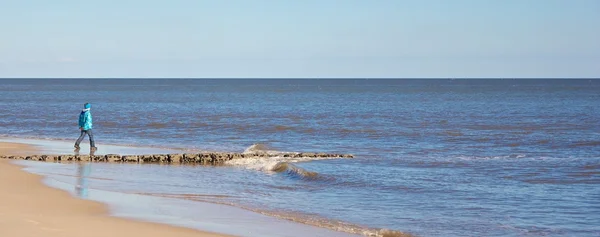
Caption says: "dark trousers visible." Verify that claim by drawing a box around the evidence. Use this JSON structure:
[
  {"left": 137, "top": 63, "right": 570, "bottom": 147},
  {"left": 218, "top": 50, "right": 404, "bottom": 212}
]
[{"left": 75, "top": 129, "right": 95, "bottom": 148}]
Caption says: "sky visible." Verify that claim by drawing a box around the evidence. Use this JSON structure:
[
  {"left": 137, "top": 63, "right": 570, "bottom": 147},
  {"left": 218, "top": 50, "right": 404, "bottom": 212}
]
[{"left": 0, "top": 0, "right": 598, "bottom": 78}]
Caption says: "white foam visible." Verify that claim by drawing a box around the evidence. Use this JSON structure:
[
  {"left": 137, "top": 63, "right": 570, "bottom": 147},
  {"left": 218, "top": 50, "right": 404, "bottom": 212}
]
[
  {"left": 226, "top": 155, "right": 341, "bottom": 173},
  {"left": 242, "top": 143, "right": 290, "bottom": 155},
  {"left": 232, "top": 144, "right": 341, "bottom": 172}
]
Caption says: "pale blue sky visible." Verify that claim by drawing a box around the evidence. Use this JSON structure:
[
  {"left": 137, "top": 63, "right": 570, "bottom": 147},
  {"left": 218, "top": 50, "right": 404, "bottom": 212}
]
[{"left": 0, "top": 0, "right": 598, "bottom": 78}]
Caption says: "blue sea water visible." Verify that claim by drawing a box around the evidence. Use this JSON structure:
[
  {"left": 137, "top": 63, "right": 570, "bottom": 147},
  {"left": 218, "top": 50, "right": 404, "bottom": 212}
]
[{"left": 1, "top": 79, "right": 599, "bottom": 237}]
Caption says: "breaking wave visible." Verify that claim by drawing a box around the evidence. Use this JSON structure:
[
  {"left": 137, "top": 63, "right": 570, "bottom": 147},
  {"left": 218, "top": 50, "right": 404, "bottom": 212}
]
[
  {"left": 229, "top": 144, "right": 346, "bottom": 181},
  {"left": 270, "top": 162, "right": 321, "bottom": 180},
  {"left": 226, "top": 157, "right": 326, "bottom": 181},
  {"left": 243, "top": 143, "right": 278, "bottom": 154}
]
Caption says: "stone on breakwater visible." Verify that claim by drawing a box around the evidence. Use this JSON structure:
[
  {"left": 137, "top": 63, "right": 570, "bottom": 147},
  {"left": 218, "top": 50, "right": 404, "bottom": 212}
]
[
  {"left": 56, "top": 155, "right": 75, "bottom": 161},
  {"left": 93, "top": 155, "right": 107, "bottom": 162},
  {"left": 77, "top": 155, "right": 91, "bottom": 162},
  {"left": 182, "top": 153, "right": 198, "bottom": 163},
  {"left": 139, "top": 155, "right": 151, "bottom": 163},
  {"left": 153, "top": 154, "right": 166, "bottom": 163},
  {"left": 103, "top": 154, "right": 119, "bottom": 162},
  {"left": 122, "top": 155, "right": 138, "bottom": 163},
  {"left": 168, "top": 154, "right": 182, "bottom": 163}
]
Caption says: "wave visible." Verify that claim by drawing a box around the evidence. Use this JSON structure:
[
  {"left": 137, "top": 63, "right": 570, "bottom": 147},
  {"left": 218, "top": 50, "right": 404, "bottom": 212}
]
[
  {"left": 273, "top": 125, "right": 295, "bottom": 132},
  {"left": 147, "top": 122, "right": 168, "bottom": 129},
  {"left": 156, "top": 192, "right": 414, "bottom": 237},
  {"left": 248, "top": 209, "right": 413, "bottom": 237},
  {"left": 456, "top": 154, "right": 528, "bottom": 160},
  {"left": 229, "top": 144, "right": 348, "bottom": 181},
  {"left": 243, "top": 143, "right": 276, "bottom": 154},
  {"left": 270, "top": 162, "right": 321, "bottom": 180},
  {"left": 226, "top": 157, "right": 327, "bottom": 181},
  {"left": 570, "top": 141, "right": 600, "bottom": 147},
  {"left": 242, "top": 143, "right": 299, "bottom": 158}
]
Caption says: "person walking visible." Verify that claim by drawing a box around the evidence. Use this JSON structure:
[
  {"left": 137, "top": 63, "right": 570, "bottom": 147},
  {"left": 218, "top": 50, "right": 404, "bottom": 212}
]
[{"left": 74, "top": 103, "right": 97, "bottom": 153}]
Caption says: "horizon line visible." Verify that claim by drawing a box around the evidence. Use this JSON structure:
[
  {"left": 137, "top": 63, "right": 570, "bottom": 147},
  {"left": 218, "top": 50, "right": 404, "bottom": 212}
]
[{"left": 1, "top": 77, "right": 599, "bottom": 80}]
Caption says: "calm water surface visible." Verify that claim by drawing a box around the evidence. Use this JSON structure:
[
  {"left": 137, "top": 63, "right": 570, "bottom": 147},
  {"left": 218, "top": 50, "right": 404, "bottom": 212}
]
[{"left": 1, "top": 79, "right": 599, "bottom": 237}]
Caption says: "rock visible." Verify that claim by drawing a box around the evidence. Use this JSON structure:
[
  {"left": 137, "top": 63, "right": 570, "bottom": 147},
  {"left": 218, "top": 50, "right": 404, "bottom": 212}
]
[
  {"left": 106, "top": 154, "right": 122, "bottom": 162},
  {"left": 215, "top": 153, "right": 230, "bottom": 163},
  {"left": 195, "top": 153, "right": 206, "bottom": 164},
  {"left": 200, "top": 155, "right": 211, "bottom": 164},
  {"left": 94, "top": 155, "right": 108, "bottom": 162},
  {"left": 75, "top": 155, "right": 86, "bottom": 161},
  {"left": 138, "top": 155, "right": 152, "bottom": 163},
  {"left": 167, "top": 154, "right": 182, "bottom": 163},
  {"left": 151, "top": 154, "right": 162, "bottom": 163},
  {"left": 123, "top": 155, "right": 139, "bottom": 163},
  {"left": 153, "top": 155, "right": 165, "bottom": 163},
  {"left": 182, "top": 153, "right": 197, "bottom": 163}
]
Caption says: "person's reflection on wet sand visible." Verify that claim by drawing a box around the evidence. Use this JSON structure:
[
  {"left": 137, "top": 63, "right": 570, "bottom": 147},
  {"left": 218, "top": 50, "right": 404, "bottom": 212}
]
[{"left": 75, "top": 162, "right": 91, "bottom": 198}]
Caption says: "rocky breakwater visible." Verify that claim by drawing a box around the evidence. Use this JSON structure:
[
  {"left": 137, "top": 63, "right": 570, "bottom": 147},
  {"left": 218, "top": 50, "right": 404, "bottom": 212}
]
[{"left": 0, "top": 152, "right": 354, "bottom": 165}]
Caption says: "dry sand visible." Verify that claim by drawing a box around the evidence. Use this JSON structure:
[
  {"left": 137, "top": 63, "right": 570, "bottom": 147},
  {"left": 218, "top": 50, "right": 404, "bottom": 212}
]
[{"left": 0, "top": 142, "right": 232, "bottom": 237}]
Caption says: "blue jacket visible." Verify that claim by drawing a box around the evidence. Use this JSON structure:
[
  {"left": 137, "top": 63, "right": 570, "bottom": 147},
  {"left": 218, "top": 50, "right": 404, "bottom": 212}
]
[{"left": 78, "top": 109, "right": 93, "bottom": 130}]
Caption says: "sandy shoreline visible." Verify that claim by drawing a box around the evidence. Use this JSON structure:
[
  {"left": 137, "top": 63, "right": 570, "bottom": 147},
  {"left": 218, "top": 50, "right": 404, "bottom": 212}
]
[
  {"left": 0, "top": 142, "right": 41, "bottom": 156},
  {"left": 0, "top": 142, "right": 231, "bottom": 237}
]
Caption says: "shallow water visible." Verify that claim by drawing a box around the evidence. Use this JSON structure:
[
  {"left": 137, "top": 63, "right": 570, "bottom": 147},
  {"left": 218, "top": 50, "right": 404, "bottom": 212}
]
[
  {"left": 17, "top": 160, "right": 357, "bottom": 237},
  {"left": 1, "top": 79, "right": 600, "bottom": 237}
]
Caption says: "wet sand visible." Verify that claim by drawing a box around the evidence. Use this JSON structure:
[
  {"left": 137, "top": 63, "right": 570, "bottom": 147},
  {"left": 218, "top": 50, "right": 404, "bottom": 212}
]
[
  {"left": 0, "top": 142, "right": 41, "bottom": 156},
  {"left": 0, "top": 142, "right": 231, "bottom": 237}
]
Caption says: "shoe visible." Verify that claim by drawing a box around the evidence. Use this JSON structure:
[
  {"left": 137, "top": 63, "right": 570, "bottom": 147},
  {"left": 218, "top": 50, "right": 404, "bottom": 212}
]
[
  {"left": 90, "top": 147, "right": 98, "bottom": 152},
  {"left": 74, "top": 145, "right": 80, "bottom": 152}
]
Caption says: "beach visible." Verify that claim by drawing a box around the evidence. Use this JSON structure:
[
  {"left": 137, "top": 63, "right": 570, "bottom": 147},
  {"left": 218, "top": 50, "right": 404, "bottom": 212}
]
[{"left": 0, "top": 142, "right": 230, "bottom": 237}]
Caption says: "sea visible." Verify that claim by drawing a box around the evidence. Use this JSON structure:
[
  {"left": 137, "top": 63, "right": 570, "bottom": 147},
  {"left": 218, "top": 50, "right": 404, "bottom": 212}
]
[{"left": 0, "top": 79, "right": 599, "bottom": 237}]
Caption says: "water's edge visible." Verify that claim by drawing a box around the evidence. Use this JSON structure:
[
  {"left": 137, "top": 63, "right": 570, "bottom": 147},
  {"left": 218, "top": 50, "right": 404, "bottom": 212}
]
[{"left": 15, "top": 159, "right": 364, "bottom": 237}]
